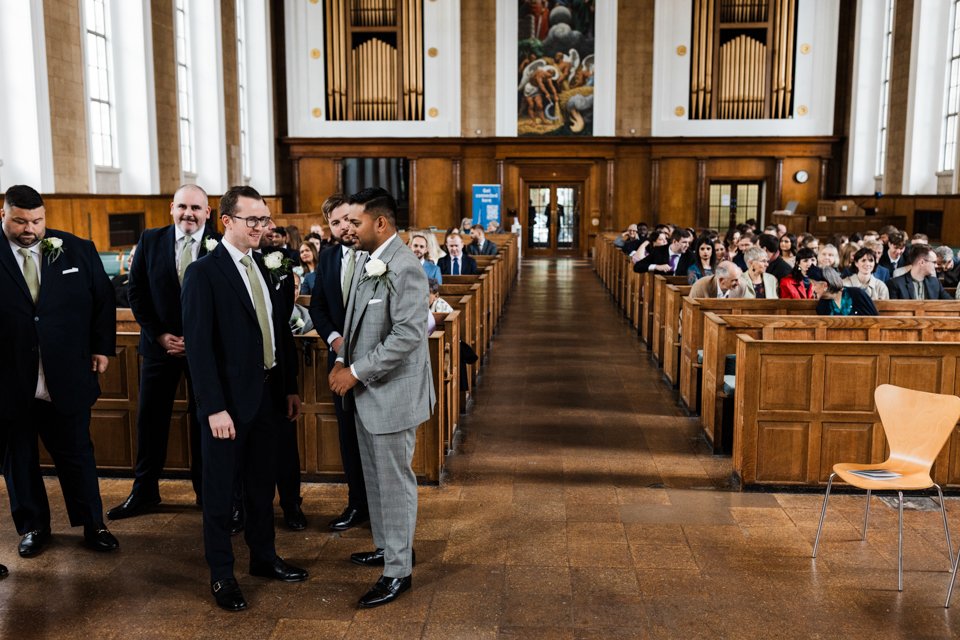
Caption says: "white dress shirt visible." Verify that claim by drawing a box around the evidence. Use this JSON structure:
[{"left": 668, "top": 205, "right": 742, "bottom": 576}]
[
  {"left": 10, "top": 240, "right": 51, "bottom": 401},
  {"left": 222, "top": 238, "right": 277, "bottom": 368}
]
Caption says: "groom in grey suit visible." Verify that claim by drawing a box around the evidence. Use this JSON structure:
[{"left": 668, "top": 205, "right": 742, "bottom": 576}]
[{"left": 329, "top": 187, "right": 435, "bottom": 608}]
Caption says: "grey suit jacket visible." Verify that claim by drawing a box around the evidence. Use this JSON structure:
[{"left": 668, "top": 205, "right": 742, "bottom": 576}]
[{"left": 341, "top": 235, "right": 436, "bottom": 434}]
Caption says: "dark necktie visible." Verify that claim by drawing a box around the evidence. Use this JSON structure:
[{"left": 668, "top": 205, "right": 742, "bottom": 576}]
[
  {"left": 668, "top": 254, "right": 678, "bottom": 271},
  {"left": 453, "top": 257, "right": 460, "bottom": 275}
]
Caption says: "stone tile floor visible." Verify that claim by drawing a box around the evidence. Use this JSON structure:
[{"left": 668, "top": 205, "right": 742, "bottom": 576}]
[{"left": 1, "top": 259, "right": 959, "bottom": 638}]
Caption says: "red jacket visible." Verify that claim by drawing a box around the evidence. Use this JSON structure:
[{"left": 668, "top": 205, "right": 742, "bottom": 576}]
[{"left": 779, "top": 276, "right": 814, "bottom": 299}]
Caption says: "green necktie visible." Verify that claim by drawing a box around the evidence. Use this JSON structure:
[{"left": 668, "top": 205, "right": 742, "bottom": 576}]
[
  {"left": 342, "top": 248, "right": 356, "bottom": 305},
  {"left": 178, "top": 236, "right": 195, "bottom": 283},
  {"left": 239, "top": 255, "right": 274, "bottom": 369},
  {"left": 19, "top": 248, "right": 39, "bottom": 303}
]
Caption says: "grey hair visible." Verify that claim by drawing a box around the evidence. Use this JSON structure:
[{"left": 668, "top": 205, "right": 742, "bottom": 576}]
[
  {"left": 820, "top": 266, "right": 844, "bottom": 293},
  {"left": 934, "top": 245, "right": 955, "bottom": 263},
  {"left": 743, "top": 246, "right": 767, "bottom": 266}
]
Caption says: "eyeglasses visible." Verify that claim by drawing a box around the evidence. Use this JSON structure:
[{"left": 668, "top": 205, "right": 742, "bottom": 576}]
[{"left": 227, "top": 215, "right": 272, "bottom": 228}]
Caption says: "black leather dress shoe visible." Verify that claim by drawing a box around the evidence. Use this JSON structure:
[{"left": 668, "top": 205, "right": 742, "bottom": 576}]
[
  {"left": 249, "top": 556, "right": 308, "bottom": 582},
  {"left": 0, "top": 564, "right": 8, "bottom": 578},
  {"left": 211, "top": 578, "right": 247, "bottom": 611},
  {"left": 83, "top": 525, "right": 119, "bottom": 552},
  {"left": 329, "top": 507, "right": 368, "bottom": 532},
  {"left": 358, "top": 575, "right": 412, "bottom": 608},
  {"left": 230, "top": 505, "right": 245, "bottom": 535},
  {"left": 106, "top": 492, "right": 161, "bottom": 520},
  {"left": 350, "top": 548, "right": 415, "bottom": 567},
  {"left": 282, "top": 504, "right": 308, "bottom": 531},
  {"left": 18, "top": 529, "right": 51, "bottom": 558}
]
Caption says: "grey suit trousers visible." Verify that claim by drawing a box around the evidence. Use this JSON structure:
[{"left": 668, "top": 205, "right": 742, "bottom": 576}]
[{"left": 355, "top": 412, "right": 417, "bottom": 578}]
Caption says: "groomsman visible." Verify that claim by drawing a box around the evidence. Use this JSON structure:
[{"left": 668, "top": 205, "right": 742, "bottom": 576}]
[
  {"left": 107, "top": 184, "right": 219, "bottom": 519},
  {"left": 329, "top": 188, "right": 435, "bottom": 608},
  {"left": 0, "top": 185, "right": 118, "bottom": 557},
  {"left": 308, "top": 194, "right": 369, "bottom": 532},
  {"left": 182, "top": 185, "right": 307, "bottom": 611}
]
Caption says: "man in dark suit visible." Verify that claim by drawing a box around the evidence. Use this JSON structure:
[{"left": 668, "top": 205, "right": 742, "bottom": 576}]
[
  {"left": 888, "top": 243, "right": 953, "bottom": 300},
  {"left": 633, "top": 228, "right": 694, "bottom": 275},
  {"left": 758, "top": 233, "right": 792, "bottom": 281},
  {"left": 182, "top": 185, "right": 307, "bottom": 611},
  {"left": 438, "top": 233, "right": 478, "bottom": 275},
  {"left": 0, "top": 184, "right": 119, "bottom": 558},
  {"left": 879, "top": 230, "right": 906, "bottom": 273},
  {"left": 466, "top": 226, "right": 499, "bottom": 256},
  {"left": 107, "top": 184, "right": 219, "bottom": 520},
  {"left": 307, "top": 194, "right": 369, "bottom": 532}
]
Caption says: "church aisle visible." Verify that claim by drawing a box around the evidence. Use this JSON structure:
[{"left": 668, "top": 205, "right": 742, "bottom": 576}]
[{"left": 1, "top": 258, "right": 959, "bottom": 638}]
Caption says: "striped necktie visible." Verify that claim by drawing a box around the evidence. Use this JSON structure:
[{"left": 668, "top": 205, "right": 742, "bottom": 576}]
[{"left": 239, "top": 255, "right": 274, "bottom": 369}]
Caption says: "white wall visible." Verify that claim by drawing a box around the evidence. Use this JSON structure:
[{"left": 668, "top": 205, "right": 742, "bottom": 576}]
[
  {"left": 0, "top": 0, "right": 54, "bottom": 191},
  {"left": 285, "top": 0, "right": 461, "bottom": 137},
  {"left": 187, "top": 0, "right": 228, "bottom": 192},
  {"left": 651, "top": 0, "right": 840, "bottom": 137}
]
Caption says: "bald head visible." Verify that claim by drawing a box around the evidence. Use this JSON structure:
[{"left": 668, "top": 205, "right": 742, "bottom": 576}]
[{"left": 170, "top": 183, "right": 210, "bottom": 234}]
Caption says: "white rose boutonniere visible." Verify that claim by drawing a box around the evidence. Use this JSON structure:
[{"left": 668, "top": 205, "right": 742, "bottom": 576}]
[
  {"left": 204, "top": 237, "right": 219, "bottom": 252},
  {"left": 40, "top": 237, "right": 64, "bottom": 264},
  {"left": 361, "top": 257, "right": 395, "bottom": 293},
  {"left": 263, "top": 250, "right": 293, "bottom": 285}
]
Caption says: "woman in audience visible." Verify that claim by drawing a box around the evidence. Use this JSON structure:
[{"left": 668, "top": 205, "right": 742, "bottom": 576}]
[
  {"left": 713, "top": 239, "right": 727, "bottom": 262},
  {"left": 778, "top": 247, "right": 817, "bottom": 299},
  {"left": 286, "top": 225, "right": 304, "bottom": 256},
  {"left": 631, "top": 229, "right": 668, "bottom": 263},
  {"left": 724, "top": 228, "right": 740, "bottom": 261},
  {"left": 304, "top": 231, "right": 326, "bottom": 254},
  {"left": 428, "top": 279, "right": 454, "bottom": 313},
  {"left": 838, "top": 242, "right": 858, "bottom": 275},
  {"left": 686, "top": 235, "right": 717, "bottom": 284},
  {"left": 778, "top": 233, "right": 797, "bottom": 267},
  {"left": 811, "top": 266, "right": 878, "bottom": 316},
  {"left": 739, "top": 246, "right": 778, "bottom": 298},
  {"left": 841, "top": 247, "right": 890, "bottom": 300},
  {"left": 817, "top": 243, "right": 839, "bottom": 269},
  {"left": 298, "top": 241, "right": 319, "bottom": 295}
]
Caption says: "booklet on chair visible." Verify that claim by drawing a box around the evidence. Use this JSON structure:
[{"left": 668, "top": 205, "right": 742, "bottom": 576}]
[{"left": 848, "top": 469, "right": 902, "bottom": 480}]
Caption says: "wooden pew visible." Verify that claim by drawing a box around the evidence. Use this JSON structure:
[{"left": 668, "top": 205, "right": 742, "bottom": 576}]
[
  {"left": 702, "top": 314, "right": 960, "bottom": 454},
  {"left": 678, "top": 298, "right": 960, "bottom": 417},
  {"left": 661, "top": 284, "right": 693, "bottom": 386},
  {"left": 732, "top": 336, "right": 960, "bottom": 489},
  {"left": 68, "top": 330, "right": 450, "bottom": 483},
  {"left": 434, "top": 310, "right": 461, "bottom": 451},
  {"left": 439, "top": 287, "right": 481, "bottom": 385},
  {"left": 651, "top": 275, "right": 688, "bottom": 362},
  {"left": 440, "top": 279, "right": 485, "bottom": 364}
]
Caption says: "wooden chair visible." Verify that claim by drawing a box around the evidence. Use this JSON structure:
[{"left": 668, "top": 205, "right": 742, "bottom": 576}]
[{"left": 812, "top": 384, "right": 960, "bottom": 592}]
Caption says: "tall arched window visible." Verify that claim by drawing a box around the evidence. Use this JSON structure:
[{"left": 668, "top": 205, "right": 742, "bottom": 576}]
[
  {"left": 941, "top": 0, "right": 960, "bottom": 173},
  {"left": 876, "top": 0, "right": 894, "bottom": 179},
  {"left": 84, "top": 0, "right": 117, "bottom": 168},
  {"left": 175, "top": 0, "right": 195, "bottom": 176}
]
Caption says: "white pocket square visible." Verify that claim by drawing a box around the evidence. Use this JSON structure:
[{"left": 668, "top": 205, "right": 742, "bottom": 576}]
[
  {"left": 368, "top": 298, "right": 382, "bottom": 305},
  {"left": 62, "top": 267, "right": 79, "bottom": 274}
]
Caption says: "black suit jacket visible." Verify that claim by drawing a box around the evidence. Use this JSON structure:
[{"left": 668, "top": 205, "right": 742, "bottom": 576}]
[
  {"left": 308, "top": 244, "right": 348, "bottom": 348},
  {"left": 466, "top": 239, "right": 499, "bottom": 256},
  {"left": 887, "top": 273, "right": 953, "bottom": 300},
  {"left": 633, "top": 245, "right": 690, "bottom": 275},
  {"left": 181, "top": 243, "right": 298, "bottom": 424},
  {"left": 128, "top": 224, "right": 220, "bottom": 360},
  {"left": 0, "top": 230, "right": 115, "bottom": 418},
  {"left": 879, "top": 252, "right": 903, "bottom": 273},
  {"left": 438, "top": 254, "right": 479, "bottom": 276}
]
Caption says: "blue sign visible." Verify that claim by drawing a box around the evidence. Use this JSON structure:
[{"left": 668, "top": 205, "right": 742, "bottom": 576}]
[{"left": 471, "top": 184, "right": 501, "bottom": 229}]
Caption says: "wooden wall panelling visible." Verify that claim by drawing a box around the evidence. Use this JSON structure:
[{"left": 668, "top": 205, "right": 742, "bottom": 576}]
[
  {"left": 296, "top": 158, "right": 340, "bottom": 213},
  {"left": 780, "top": 157, "right": 822, "bottom": 213},
  {"left": 613, "top": 147, "right": 650, "bottom": 232},
  {"left": 414, "top": 157, "right": 456, "bottom": 229},
  {"left": 657, "top": 158, "right": 698, "bottom": 228}
]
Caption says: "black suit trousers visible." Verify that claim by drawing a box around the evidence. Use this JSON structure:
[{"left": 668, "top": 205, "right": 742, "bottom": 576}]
[
  {"left": 133, "top": 355, "right": 202, "bottom": 498},
  {"left": 201, "top": 374, "right": 281, "bottom": 582},
  {"left": 3, "top": 400, "right": 104, "bottom": 533},
  {"left": 328, "top": 350, "right": 367, "bottom": 510},
  {"left": 274, "top": 417, "right": 301, "bottom": 508}
]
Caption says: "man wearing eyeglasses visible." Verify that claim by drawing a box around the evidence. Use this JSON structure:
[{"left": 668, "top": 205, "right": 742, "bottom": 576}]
[
  {"left": 181, "top": 185, "right": 307, "bottom": 611},
  {"left": 887, "top": 243, "right": 953, "bottom": 300},
  {"left": 108, "top": 184, "right": 219, "bottom": 520}
]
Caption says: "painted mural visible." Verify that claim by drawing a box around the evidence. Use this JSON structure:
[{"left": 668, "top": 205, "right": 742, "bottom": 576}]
[{"left": 518, "top": 0, "right": 595, "bottom": 136}]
